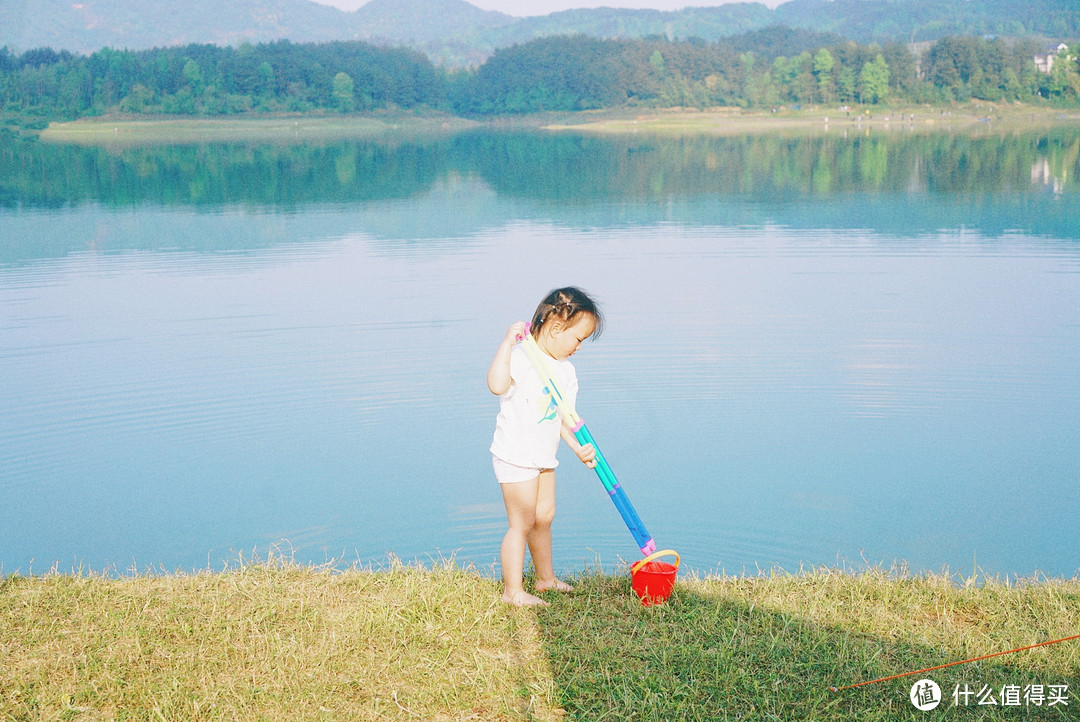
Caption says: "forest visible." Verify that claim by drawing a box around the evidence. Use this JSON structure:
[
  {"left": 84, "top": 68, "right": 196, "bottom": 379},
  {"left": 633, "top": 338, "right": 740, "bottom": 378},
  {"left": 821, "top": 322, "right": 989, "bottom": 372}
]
[{"left": 1, "top": 29, "right": 1078, "bottom": 125}]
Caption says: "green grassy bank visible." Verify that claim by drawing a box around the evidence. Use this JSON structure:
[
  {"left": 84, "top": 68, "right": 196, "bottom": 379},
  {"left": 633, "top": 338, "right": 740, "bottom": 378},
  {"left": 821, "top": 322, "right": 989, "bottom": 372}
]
[{"left": 2, "top": 561, "right": 1077, "bottom": 720}]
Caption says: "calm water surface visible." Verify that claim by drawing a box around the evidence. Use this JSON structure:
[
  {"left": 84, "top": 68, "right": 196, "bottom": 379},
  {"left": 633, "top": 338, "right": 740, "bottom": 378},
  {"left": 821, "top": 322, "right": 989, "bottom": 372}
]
[{"left": 2, "top": 128, "right": 1078, "bottom": 579}]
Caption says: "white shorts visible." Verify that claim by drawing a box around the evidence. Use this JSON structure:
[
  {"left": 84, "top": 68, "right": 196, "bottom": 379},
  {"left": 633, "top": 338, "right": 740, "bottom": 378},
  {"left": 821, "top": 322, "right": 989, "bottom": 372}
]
[{"left": 492, "top": 456, "right": 551, "bottom": 484}]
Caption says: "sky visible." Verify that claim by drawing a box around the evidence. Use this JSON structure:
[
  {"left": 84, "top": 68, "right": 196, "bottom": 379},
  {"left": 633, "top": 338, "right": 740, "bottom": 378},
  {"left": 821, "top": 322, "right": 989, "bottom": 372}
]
[{"left": 311, "top": 0, "right": 787, "bottom": 17}]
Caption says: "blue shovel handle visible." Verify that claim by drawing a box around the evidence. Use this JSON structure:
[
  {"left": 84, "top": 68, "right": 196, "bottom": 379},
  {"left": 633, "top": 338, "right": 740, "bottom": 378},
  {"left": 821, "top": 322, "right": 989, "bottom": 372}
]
[{"left": 574, "top": 421, "right": 656, "bottom": 555}]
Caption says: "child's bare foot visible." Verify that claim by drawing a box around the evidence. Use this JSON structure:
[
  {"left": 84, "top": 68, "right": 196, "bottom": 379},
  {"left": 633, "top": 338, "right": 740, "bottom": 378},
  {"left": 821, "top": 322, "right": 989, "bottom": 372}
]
[
  {"left": 535, "top": 578, "right": 574, "bottom": 593},
  {"left": 502, "top": 590, "right": 550, "bottom": 607}
]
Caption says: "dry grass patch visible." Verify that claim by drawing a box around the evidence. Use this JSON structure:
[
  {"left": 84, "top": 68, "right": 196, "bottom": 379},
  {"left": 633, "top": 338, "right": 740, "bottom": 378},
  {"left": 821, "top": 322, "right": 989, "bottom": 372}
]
[
  {"left": 39, "top": 114, "right": 478, "bottom": 146},
  {"left": 0, "top": 561, "right": 562, "bottom": 721}
]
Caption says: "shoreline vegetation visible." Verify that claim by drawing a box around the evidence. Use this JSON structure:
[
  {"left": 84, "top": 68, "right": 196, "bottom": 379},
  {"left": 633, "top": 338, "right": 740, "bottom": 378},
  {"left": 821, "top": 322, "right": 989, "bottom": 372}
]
[
  {"left": 4, "top": 34, "right": 1078, "bottom": 128},
  {"left": 34, "top": 103, "right": 1080, "bottom": 145},
  {"left": 2, "top": 559, "right": 1078, "bottom": 720}
]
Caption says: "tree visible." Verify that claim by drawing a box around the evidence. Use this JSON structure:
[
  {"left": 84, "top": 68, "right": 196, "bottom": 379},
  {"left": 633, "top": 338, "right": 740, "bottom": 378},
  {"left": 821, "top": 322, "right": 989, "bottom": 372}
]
[
  {"left": 257, "top": 61, "right": 275, "bottom": 101},
  {"left": 927, "top": 36, "right": 978, "bottom": 88},
  {"left": 813, "top": 48, "right": 834, "bottom": 103},
  {"left": 464, "top": 35, "right": 627, "bottom": 114},
  {"left": 332, "top": 71, "right": 355, "bottom": 112},
  {"left": 57, "top": 62, "right": 93, "bottom": 115},
  {"left": 119, "top": 83, "right": 154, "bottom": 113},
  {"left": 738, "top": 51, "right": 757, "bottom": 106},
  {"left": 182, "top": 59, "right": 204, "bottom": 93},
  {"left": 859, "top": 54, "right": 889, "bottom": 104},
  {"left": 649, "top": 49, "right": 665, "bottom": 75},
  {"left": 880, "top": 41, "right": 916, "bottom": 95},
  {"left": 791, "top": 51, "right": 815, "bottom": 104},
  {"left": 836, "top": 65, "right": 856, "bottom": 103}
]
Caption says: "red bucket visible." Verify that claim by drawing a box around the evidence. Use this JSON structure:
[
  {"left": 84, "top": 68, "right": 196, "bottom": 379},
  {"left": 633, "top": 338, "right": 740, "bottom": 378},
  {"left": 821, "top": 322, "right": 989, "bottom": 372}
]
[{"left": 630, "top": 550, "right": 680, "bottom": 606}]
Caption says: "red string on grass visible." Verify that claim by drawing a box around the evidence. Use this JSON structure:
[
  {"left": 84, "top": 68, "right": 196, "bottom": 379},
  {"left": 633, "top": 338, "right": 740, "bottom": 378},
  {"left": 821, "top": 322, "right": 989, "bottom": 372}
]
[{"left": 830, "top": 633, "right": 1080, "bottom": 692}]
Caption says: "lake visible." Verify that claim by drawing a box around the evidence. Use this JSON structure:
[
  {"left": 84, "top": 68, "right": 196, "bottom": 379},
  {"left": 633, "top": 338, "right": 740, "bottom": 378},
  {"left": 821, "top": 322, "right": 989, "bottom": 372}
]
[{"left": 2, "top": 124, "right": 1078, "bottom": 580}]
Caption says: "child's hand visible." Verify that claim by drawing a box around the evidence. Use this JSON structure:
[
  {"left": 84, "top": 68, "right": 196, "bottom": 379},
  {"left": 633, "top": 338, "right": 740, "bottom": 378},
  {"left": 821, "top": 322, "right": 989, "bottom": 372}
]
[
  {"left": 489, "top": 321, "right": 526, "bottom": 396},
  {"left": 576, "top": 442, "right": 597, "bottom": 469},
  {"left": 505, "top": 321, "right": 527, "bottom": 344}
]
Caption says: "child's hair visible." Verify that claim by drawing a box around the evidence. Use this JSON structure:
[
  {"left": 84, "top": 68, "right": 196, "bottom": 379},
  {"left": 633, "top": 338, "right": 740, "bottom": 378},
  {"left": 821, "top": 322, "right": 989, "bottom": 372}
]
[{"left": 531, "top": 287, "right": 604, "bottom": 340}]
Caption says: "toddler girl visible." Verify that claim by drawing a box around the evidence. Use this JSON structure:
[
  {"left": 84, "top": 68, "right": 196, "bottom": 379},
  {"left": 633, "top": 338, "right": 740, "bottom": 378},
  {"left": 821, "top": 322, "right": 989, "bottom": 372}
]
[{"left": 487, "top": 287, "right": 603, "bottom": 606}]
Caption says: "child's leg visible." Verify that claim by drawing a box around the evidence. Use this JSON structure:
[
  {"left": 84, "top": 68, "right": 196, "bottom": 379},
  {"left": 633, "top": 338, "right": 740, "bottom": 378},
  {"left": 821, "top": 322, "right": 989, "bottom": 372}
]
[
  {"left": 500, "top": 476, "right": 548, "bottom": 607},
  {"left": 529, "top": 469, "right": 574, "bottom": 593}
]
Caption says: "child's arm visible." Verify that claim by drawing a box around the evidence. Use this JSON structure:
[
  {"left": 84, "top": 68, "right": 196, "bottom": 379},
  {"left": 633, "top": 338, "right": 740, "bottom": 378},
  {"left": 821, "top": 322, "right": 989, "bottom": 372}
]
[
  {"left": 487, "top": 321, "right": 526, "bottom": 395},
  {"left": 561, "top": 423, "right": 597, "bottom": 468}
]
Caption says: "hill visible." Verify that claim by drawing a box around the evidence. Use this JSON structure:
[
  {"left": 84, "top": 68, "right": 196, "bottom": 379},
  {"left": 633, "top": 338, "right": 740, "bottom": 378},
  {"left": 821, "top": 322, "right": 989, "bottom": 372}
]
[
  {"left": 1, "top": 0, "right": 1078, "bottom": 65},
  {"left": 0, "top": 0, "right": 515, "bottom": 59},
  {"left": 774, "top": 0, "right": 1080, "bottom": 43}
]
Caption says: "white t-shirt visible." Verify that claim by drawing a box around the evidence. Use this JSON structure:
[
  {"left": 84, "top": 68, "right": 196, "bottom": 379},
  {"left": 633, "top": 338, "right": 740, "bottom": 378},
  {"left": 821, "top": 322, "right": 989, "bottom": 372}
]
[{"left": 490, "top": 343, "right": 579, "bottom": 469}]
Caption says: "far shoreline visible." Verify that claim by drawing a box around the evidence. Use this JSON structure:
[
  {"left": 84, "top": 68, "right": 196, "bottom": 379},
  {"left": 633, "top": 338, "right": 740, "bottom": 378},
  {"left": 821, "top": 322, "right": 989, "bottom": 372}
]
[
  {"left": 36, "top": 103, "right": 1080, "bottom": 145},
  {"left": 543, "top": 103, "right": 1080, "bottom": 136}
]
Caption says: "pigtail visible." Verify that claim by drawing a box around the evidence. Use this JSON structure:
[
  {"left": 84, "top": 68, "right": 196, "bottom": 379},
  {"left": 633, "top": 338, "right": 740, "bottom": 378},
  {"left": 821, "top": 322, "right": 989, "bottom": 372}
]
[{"left": 530, "top": 287, "right": 604, "bottom": 339}]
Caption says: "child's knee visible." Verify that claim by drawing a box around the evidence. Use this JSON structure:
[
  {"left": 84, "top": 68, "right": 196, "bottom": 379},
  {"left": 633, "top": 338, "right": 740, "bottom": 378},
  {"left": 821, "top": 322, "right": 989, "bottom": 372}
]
[
  {"left": 509, "top": 511, "right": 537, "bottom": 531},
  {"left": 534, "top": 505, "right": 555, "bottom": 528}
]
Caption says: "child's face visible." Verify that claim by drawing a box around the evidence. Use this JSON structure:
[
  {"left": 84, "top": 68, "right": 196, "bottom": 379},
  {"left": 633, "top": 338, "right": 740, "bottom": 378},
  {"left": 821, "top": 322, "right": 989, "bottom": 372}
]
[{"left": 543, "top": 313, "right": 597, "bottom": 360}]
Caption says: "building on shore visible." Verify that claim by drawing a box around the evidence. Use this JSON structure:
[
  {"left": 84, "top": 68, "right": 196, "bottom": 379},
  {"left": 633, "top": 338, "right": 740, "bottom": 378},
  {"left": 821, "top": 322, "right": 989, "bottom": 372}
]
[{"left": 1034, "top": 42, "right": 1071, "bottom": 74}]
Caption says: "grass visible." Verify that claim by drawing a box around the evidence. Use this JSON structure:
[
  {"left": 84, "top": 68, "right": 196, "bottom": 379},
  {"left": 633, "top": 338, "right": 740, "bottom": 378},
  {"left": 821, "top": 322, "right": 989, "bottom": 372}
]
[
  {"left": 0, "top": 558, "right": 559, "bottom": 721},
  {"left": 540, "top": 103, "right": 1080, "bottom": 137},
  {"left": 2, "top": 559, "right": 1077, "bottom": 720},
  {"left": 38, "top": 112, "right": 479, "bottom": 145},
  {"left": 544, "top": 569, "right": 1079, "bottom": 720}
]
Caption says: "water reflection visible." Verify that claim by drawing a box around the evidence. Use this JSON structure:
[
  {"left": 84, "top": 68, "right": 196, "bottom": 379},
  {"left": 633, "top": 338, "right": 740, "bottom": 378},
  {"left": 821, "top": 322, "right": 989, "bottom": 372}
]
[{"left": 3, "top": 128, "right": 1078, "bottom": 242}]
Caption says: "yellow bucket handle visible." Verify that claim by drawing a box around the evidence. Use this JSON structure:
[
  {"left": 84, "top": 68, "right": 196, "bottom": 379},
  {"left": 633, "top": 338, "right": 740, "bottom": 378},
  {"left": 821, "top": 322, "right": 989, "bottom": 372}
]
[{"left": 631, "top": 549, "right": 680, "bottom": 575}]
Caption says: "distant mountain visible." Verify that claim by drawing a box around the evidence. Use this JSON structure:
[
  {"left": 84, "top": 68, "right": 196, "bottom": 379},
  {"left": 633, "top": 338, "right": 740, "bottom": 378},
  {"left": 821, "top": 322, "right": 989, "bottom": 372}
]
[
  {"left": 481, "top": 4, "right": 772, "bottom": 50},
  {"left": 353, "top": 0, "right": 516, "bottom": 64},
  {"left": 773, "top": 0, "right": 1080, "bottom": 43},
  {"left": 354, "top": 0, "right": 515, "bottom": 43},
  {"left": 0, "top": 0, "right": 515, "bottom": 55},
  {"left": 1, "top": 0, "right": 1077, "bottom": 66},
  {"left": 0, "top": 0, "right": 348, "bottom": 51}
]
